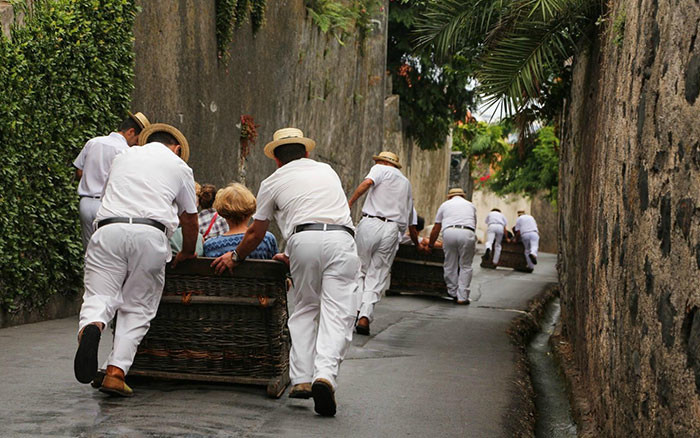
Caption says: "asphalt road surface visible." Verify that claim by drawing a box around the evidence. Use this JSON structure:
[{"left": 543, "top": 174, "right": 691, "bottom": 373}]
[{"left": 0, "top": 251, "right": 556, "bottom": 438}]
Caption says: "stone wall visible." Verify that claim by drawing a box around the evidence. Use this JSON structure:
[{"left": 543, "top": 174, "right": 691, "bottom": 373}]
[
  {"left": 132, "top": 0, "right": 449, "bottom": 234},
  {"left": 558, "top": 0, "right": 700, "bottom": 435}
]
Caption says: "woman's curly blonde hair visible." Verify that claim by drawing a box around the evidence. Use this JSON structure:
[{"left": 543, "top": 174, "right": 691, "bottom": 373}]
[{"left": 213, "top": 183, "right": 256, "bottom": 225}]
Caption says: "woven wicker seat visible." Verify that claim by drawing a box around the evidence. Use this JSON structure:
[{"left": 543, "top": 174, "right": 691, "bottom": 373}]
[
  {"left": 126, "top": 258, "right": 291, "bottom": 398},
  {"left": 479, "top": 240, "right": 533, "bottom": 273},
  {"left": 386, "top": 245, "right": 450, "bottom": 298}
]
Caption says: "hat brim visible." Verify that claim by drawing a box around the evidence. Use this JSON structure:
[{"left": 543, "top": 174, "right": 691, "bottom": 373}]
[
  {"left": 264, "top": 137, "right": 316, "bottom": 159},
  {"left": 138, "top": 123, "right": 190, "bottom": 162},
  {"left": 447, "top": 192, "right": 466, "bottom": 198},
  {"left": 372, "top": 155, "right": 402, "bottom": 169},
  {"left": 128, "top": 111, "right": 150, "bottom": 129}
]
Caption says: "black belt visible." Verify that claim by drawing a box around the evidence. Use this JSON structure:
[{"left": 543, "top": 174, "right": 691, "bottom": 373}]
[
  {"left": 293, "top": 223, "right": 355, "bottom": 238},
  {"left": 80, "top": 195, "right": 101, "bottom": 199},
  {"left": 362, "top": 213, "right": 393, "bottom": 222},
  {"left": 446, "top": 225, "right": 475, "bottom": 232},
  {"left": 97, "top": 217, "right": 167, "bottom": 233}
]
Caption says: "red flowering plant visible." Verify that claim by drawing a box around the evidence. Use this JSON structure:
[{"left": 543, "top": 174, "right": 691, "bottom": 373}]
[{"left": 237, "top": 115, "right": 260, "bottom": 159}]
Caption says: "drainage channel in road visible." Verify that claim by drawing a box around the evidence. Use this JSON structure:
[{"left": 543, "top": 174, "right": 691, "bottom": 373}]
[{"left": 528, "top": 297, "right": 578, "bottom": 437}]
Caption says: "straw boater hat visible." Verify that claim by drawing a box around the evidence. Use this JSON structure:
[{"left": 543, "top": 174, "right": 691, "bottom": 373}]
[
  {"left": 264, "top": 128, "right": 316, "bottom": 159},
  {"left": 128, "top": 111, "right": 151, "bottom": 129},
  {"left": 447, "top": 188, "right": 467, "bottom": 199},
  {"left": 138, "top": 123, "right": 190, "bottom": 162},
  {"left": 372, "top": 151, "right": 402, "bottom": 168}
]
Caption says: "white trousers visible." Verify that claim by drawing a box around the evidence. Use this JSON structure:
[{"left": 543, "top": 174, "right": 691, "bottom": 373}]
[
  {"left": 287, "top": 230, "right": 360, "bottom": 390},
  {"left": 521, "top": 231, "right": 540, "bottom": 269},
  {"left": 78, "top": 223, "right": 170, "bottom": 374},
  {"left": 355, "top": 217, "right": 400, "bottom": 322},
  {"left": 442, "top": 228, "right": 476, "bottom": 301},
  {"left": 485, "top": 224, "right": 505, "bottom": 264},
  {"left": 79, "top": 197, "right": 101, "bottom": 250}
]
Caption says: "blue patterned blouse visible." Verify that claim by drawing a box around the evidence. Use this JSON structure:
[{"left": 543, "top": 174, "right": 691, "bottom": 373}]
[{"left": 203, "top": 231, "right": 278, "bottom": 259}]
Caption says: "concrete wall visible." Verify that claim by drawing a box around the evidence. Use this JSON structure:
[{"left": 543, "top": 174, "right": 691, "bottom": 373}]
[
  {"left": 132, "top": 0, "right": 449, "bottom": 234},
  {"left": 558, "top": 0, "right": 700, "bottom": 435},
  {"left": 132, "top": 0, "right": 388, "bottom": 226},
  {"left": 383, "top": 94, "right": 451, "bottom": 223}
]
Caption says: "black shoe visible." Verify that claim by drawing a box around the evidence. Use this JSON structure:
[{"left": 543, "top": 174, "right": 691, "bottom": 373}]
[
  {"left": 484, "top": 248, "right": 491, "bottom": 259},
  {"left": 74, "top": 324, "right": 101, "bottom": 384},
  {"left": 312, "top": 379, "right": 337, "bottom": 417},
  {"left": 529, "top": 254, "right": 538, "bottom": 265},
  {"left": 355, "top": 317, "right": 370, "bottom": 336}
]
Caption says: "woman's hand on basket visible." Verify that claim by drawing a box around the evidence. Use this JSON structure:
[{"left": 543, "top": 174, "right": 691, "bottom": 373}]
[
  {"left": 272, "top": 253, "right": 290, "bottom": 266},
  {"left": 211, "top": 251, "right": 238, "bottom": 275}
]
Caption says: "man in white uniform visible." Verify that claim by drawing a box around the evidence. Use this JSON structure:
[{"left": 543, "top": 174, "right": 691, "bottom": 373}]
[
  {"left": 211, "top": 128, "right": 358, "bottom": 417},
  {"left": 484, "top": 208, "right": 508, "bottom": 264},
  {"left": 73, "top": 123, "right": 198, "bottom": 397},
  {"left": 73, "top": 112, "right": 150, "bottom": 249},
  {"left": 348, "top": 151, "right": 419, "bottom": 335},
  {"left": 426, "top": 188, "right": 477, "bottom": 304},
  {"left": 514, "top": 210, "right": 539, "bottom": 269}
]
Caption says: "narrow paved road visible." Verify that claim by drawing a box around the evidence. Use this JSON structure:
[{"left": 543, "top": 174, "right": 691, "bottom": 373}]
[{"left": 0, "top": 251, "right": 556, "bottom": 437}]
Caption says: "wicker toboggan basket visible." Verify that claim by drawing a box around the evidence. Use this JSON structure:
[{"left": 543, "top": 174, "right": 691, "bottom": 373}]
[
  {"left": 386, "top": 245, "right": 450, "bottom": 298},
  {"left": 480, "top": 240, "right": 533, "bottom": 273},
  {"left": 126, "top": 258, "right": 291, "bottom": 398}
]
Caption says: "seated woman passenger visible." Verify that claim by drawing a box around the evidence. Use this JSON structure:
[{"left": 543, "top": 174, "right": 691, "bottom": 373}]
[{"left": 203, "top": 183, "right": 278, "bottom": 259}]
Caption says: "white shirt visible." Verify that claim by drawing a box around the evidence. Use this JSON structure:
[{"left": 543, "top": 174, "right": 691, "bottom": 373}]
[
  {"left": 485, "top": 211, "right": 507, "bottom": 227},
  {"left": 253, "top": 158, "right": 353, "bottom": 240},
  {"left": 514, "top": 214, "right": 538, "bottom": 234},
  {"left": 361, "top": 164, "right": 414, "bottom": 233},
  {"left": 96, "top": 142, "right": 198, "bottom": 235},
  {"left": 73, "top": 132, "right": 129, "bottom": 197},
  {"left": 434, "top": 196, "right": 477, "bottom": 230}
]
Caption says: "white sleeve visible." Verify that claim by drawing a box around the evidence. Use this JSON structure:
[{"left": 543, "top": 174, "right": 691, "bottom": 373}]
[
  {"left": 252, "top": 180, "right": 275, "bottom": 222},
  {"left": 434, "top": 204, "right": 444, "bottom": 224},
  {"left": 365, "top": 164, "right": 384, "bottom": 185},
  {"left": 175, "top": 167, "right": 198, "bottom": 215},
  {"left": 73, "top": 141, "right": 90, "bottom": 169},
  {"left": 411, "top": 207, "right": 418, "bottom": 226},
  {"left": 514, "top": 217, "right": 521, "bottom": 231}
]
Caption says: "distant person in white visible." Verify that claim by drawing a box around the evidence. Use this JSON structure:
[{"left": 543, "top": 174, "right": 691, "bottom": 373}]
[
  {"left": 348, "top": 151, "right": 419, "bottom": 336},
  {"left": 210, "top": 128, "right": 359, "bottom": 417},
  {"left": 514, "top": 210, "right": 539, "bottom": 269},
  {"left": 425, "top": 188, "right": 477, "bottom": 304},
  {"left": 73, "top": 124, "right": 198, "bottom": 398},
  {"left": 73, "top": 112, "right": 150, "bottom": 249},
  {"left": 484, "top": 208, "right": 508, "bottom": 264}
]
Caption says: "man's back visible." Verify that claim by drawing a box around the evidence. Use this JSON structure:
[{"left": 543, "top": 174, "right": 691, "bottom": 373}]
[
  {"left": 515, "top": 214, "right": 538, "bottom": 233},
  {"left": 254, "top": 158, "right": 353, "bottom": 239},
  {"left": 436, "top": 197, "right": 477, "bottom": 229},
  {"left": 74, "top": 132, "right": 129, "bottom": 197},
  {"left": 361, "top": 164, "right": 413, "bottom": 228},
  {"left": 96, "top": 142, "right": 195, "bottom": 234},
  {"left": 486, "top": 211, "right": 507, "bottom": 227}
]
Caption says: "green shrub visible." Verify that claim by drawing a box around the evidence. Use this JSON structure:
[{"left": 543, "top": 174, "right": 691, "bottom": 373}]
[{"left": 0, "top": 0, "right": 136, "bottom": 312}]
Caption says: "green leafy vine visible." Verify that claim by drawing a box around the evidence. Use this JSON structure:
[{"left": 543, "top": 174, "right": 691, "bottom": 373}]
[
  {"left": 216, "top": 0, "right": 268, "bottom": 61},
  {"left": 0, "top": 0, "right": 137, "bottom": 313}
]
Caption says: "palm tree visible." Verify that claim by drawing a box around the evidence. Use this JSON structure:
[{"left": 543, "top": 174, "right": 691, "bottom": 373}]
[{"left": 415, "top": 0, "right": 600, "bottom": 116}]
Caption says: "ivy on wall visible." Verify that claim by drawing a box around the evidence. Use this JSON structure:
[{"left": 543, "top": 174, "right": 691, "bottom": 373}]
[
  {"left": 0, "top": 0, "right": 137, "bottom": 312},
  {"left": 306, "top": 0, "right": 383, "bottom": 45},
  {"left": 216, "top": 0, "right": 267, "bottom": 60}
]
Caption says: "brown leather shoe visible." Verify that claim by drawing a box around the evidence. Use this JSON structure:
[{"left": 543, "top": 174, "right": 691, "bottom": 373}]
[
  {"left": 456, "top": 299, "right": 471, "bottom": 305},
  {"left": 289, "top": 382, "right": 312, "bottom": 399},
  {"left": 99, "top": 365, "right": 134, "bottom": 397},
  {"left": 312, "top": 378, "right": 336, "bottom": 417},
  {"left": 355, "top": 317, "right": 370, "bottom": 335}
]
